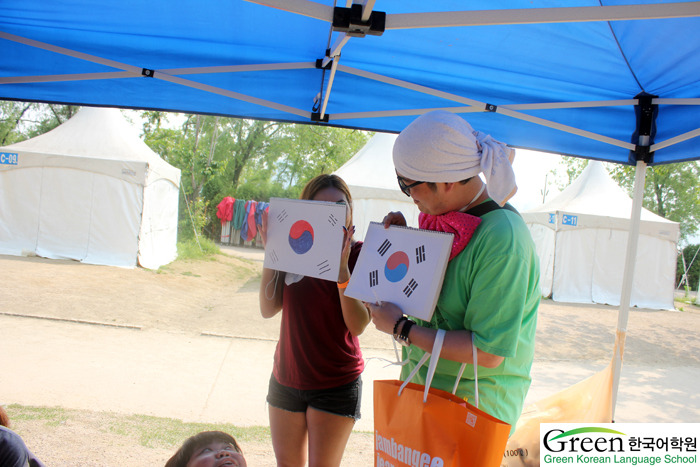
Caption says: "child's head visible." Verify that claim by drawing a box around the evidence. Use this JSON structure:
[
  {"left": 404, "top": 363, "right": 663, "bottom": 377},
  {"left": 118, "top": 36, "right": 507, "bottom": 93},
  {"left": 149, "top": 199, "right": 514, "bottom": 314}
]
[{"left": 164, "top": 431, "right": 246, "bottom": 467}]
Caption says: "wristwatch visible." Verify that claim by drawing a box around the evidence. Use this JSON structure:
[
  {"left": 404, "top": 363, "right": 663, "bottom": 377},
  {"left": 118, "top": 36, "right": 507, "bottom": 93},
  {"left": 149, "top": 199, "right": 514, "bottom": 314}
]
[{"left": 394, "top": 318, "right": 416, "bottom": 347}]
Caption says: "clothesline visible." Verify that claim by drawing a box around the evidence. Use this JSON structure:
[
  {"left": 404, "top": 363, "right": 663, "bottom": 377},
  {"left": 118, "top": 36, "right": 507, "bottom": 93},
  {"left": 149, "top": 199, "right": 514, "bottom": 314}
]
[{"left": 216, "top": 196, "right": 269, "bottom": 247}]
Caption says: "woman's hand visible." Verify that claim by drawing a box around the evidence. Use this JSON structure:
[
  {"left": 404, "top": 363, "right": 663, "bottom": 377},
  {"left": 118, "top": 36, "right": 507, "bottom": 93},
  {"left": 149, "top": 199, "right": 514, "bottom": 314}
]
[
  {"left": 338, "top": 225, "right": 355, "bottom": 274},
  {"left": 367, "top": 301, "right": 404, "bottom": 335},
  {"left": 382, "top": 211, "right": 407, "bottom": 228}
]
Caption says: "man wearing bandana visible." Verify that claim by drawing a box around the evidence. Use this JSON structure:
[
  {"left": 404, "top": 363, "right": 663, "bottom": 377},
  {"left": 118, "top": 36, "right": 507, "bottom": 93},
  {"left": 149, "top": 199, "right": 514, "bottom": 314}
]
[{"left": 368, "top": 110, "right": 540, "bottom": 433}]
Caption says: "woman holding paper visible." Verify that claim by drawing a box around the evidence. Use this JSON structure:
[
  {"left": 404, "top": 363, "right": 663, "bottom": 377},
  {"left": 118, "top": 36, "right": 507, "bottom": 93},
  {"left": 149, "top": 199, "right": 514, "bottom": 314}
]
[{"left": 258, "top": 174, "right": 369, "bottom": 467}]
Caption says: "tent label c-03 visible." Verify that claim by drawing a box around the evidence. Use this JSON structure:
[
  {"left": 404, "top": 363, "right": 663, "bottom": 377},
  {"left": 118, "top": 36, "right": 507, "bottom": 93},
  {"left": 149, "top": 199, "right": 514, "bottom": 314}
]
[{"left": 0, "top": 152, "right": 18, "bottom": 165}]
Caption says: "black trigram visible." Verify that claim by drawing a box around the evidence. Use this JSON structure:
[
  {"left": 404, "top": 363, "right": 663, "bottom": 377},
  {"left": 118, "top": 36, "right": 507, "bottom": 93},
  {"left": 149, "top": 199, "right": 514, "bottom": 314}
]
[
  {"left": 317, "top": 259, "right": 331, "bottom": 275},
  {"left": 377, "top": 239, "right": 392, "bottom": 256},
  {"left": 369, "top": 270, "right": 379, "bottom": 287},
  {"left": 416, "top": 245, "right": 426, "bottom": 263},
  {"left": 269, "top": 250, "right": 279, "bottom": 263},
  {"left": 276, "top": 209, "right": 288, "bottom": 223},
  {"left": 403, "top": 278, "right": 418, "bottom": 297},
  {"left": 328, "top": 214, "right": 338, "bottom": 227}
]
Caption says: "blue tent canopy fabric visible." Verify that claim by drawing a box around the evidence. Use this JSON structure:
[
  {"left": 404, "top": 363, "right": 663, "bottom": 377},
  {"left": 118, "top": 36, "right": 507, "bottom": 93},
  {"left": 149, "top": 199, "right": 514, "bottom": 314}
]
[{"left": 1, "top": 1, "right": 699, "bottom": 165}]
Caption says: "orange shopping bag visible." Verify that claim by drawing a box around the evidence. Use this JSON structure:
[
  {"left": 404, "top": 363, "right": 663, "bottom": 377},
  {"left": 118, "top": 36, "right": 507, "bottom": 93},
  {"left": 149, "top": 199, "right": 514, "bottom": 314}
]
[{"left": 374, "top": 330, "right": 511, "bottom": 467}]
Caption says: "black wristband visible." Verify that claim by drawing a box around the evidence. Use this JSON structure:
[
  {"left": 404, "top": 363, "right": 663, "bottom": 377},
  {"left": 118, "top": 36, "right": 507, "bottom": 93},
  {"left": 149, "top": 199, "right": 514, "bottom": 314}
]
[
  {"left": 393, "top": 316, "right": 408, "bottom": 337},
  {"left": 399, "top": 319, "right": 415, "bottom": 343}
]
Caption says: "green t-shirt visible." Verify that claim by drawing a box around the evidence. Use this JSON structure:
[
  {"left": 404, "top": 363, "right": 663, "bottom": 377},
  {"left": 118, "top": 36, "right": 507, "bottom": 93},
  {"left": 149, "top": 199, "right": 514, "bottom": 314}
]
[{"left": 400, "top": 204, "right": 540, "bottom": 432}]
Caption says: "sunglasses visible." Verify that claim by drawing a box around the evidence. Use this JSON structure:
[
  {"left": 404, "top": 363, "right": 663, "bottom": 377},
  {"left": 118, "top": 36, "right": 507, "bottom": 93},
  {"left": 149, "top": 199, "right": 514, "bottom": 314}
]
[{"left": 396, "top": 176, "right": 425, "bottom": 196}]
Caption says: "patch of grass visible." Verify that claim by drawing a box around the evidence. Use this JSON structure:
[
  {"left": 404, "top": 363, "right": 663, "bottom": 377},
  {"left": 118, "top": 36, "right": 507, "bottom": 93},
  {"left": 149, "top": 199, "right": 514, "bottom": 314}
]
[
  {"left": 233, "top": 256, "right": 255, "bottom": 266},
  {"left": 676, "top": 296, "right": 696, "bottom": 305},
  {"left": 6, "top": 404, "right": 270, "bottom": 450},
  {"left": 675, "top": 296, "right": 700, "bottom": 312},
  {"left": 176, "top": 237, "right": 220, "bottom": 261},
  {"left": 6, "top": 404, "right": 69, "bottom": 427},
  {"left": 107, "top": 413, "right": 270, "bottom": 449}
]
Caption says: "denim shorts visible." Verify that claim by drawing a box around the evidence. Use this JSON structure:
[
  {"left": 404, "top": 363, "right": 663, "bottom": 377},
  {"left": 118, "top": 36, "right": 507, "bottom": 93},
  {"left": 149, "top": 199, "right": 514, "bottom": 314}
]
[{"left": 266, "top": 374, "right": 362, "bottom": 420}]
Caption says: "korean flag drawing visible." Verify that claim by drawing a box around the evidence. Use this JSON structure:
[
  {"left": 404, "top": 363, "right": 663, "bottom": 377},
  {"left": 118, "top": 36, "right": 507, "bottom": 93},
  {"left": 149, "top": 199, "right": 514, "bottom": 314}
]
[
  {"left": 344, "top": 222, "right": 454, "bottom": 321},
  {"left": 263, "top": 197, "right": 347, "bottom": 281}
]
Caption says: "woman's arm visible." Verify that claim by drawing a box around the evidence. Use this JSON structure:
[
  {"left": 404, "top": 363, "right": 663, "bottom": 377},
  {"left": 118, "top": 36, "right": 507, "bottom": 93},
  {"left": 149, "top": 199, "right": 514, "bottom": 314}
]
[
  {"left": 258, "top": 208, "right": 284, "bottom": 318},
  {"left": 259, "top": 267, "right": 284, "bottom": 318},
  {"left": 338, "top": 227, "right": 370, "bottom": 336},
  {"left": 368, "top": 301, "right": 504, "bottom": 368}
]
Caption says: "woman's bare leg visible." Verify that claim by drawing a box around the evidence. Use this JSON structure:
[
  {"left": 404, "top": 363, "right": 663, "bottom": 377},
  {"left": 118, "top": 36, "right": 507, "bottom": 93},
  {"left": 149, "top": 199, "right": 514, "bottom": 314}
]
[
  {"left": 269, "top": 405, "right": 308, "bottom": 467},
  {"left": 306, "top": 407, "right": 355, "bottom": 467}
]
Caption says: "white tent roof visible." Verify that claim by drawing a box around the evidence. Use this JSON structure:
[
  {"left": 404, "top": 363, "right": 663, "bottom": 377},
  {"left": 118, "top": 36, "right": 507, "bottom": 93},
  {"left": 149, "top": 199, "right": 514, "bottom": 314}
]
[
  {"left": 335, "top": 132, "right": 404, "bottom": 201},
  {"left": 334, "top": 132, "right": 419, "bottom": 239},
  {"left": 524, "top": 161, "right": 679, "bottom": 241},
  {"left": 5, "top": 107, "right": 180, "bottom": 187},
  {"left": 535, "top": 161, "right": 671, "bottom": 222}
]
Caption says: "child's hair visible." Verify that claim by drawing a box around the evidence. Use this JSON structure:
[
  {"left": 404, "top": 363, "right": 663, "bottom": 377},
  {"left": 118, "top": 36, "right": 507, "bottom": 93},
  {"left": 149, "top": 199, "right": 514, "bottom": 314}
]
[
  {"left": 164, "top": 431, "right": 242, "bottom": 467},
  {"left": 0, "top": 406, "right": 10, "bottom": 428}
]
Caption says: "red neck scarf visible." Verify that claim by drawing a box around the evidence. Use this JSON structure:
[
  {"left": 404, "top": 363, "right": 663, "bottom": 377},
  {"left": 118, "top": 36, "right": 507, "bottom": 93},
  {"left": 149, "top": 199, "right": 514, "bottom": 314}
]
[{"left": 419, "top": 211, "right": 482, "bottom": 260}]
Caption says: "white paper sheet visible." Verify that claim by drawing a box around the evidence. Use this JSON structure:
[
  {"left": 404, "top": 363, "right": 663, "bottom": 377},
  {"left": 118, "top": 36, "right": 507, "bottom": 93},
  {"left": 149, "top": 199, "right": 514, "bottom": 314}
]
[
  {"left": 263, "top": 197, "right": 347, "bottom": 281},
  {"left": 344, "top": 222, "right": 453, "bottom": 321}
]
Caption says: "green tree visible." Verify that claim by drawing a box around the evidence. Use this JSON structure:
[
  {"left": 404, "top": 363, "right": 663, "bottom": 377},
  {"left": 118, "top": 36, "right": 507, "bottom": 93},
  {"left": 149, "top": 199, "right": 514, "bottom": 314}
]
[
  {"left": 26, "top": 104, "right": 78, "bottom": 137},
  {"left": 677, "top": 244, "right": 700, "bottom": 294},
  {"left": 270, "top": 124, "right": 371, "bottom": 190},
  {"left": 609, "top": 162, "right": 700, "bottom": 243},
  {"left": 138, "top": 112, "right": 370, "bottom": 241},
  {"left": 0, "top": 101, "right": 34, "bottom": 145},
  {"left": 0, "top": 101, "right": 78, "bottom": 144}
]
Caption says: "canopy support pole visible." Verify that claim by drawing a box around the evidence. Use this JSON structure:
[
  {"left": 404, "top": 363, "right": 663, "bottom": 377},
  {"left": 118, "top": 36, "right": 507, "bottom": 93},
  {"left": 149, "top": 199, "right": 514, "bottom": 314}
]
[
  {"left": 611, "top": 160, "right": 647, "bottom": 419},
  {"left": 612, "top": 92, "right": 658, "bottom": 420}
]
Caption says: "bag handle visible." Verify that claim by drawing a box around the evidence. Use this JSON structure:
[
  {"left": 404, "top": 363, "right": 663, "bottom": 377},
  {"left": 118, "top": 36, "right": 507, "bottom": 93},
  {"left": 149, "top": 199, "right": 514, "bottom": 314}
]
[
  {"left": 398, "top": 329, "right": 445, "bottom": 401},
  {"left": 451, "top": 333, "right": 479, "bottom": 407},
  {"left": 399, "top": 330, "right": 480, "bottom": 407}
]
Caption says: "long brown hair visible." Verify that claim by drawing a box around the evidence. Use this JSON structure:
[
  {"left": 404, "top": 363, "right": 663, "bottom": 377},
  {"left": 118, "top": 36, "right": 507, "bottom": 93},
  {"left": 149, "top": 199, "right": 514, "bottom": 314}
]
[{"left": 300, "top": 174, "right": 353, "bottom": 228}]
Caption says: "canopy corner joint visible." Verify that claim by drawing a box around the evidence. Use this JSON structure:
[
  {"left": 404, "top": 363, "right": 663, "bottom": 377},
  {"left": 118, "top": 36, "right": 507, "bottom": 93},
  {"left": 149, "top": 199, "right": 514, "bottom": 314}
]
[
  {"left": 311, "top": 112, "right": 329, "bottom": 123},
  {"left": 629, "top": 92, "right": 658, "bottom": 165},
  {"left": 332, "top": 4, "right": 386, "bottom": 38},
  {"left": 141, "top": 68, "right": 155, "bottom": 78},
  {"left": 315, "top": 55, "right": 334, "bottom": 70}
]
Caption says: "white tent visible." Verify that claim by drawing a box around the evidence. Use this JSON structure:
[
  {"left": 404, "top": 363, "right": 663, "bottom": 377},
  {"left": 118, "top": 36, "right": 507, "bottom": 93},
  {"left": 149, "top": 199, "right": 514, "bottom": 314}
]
[
  {"left": 523, "top": 161, "right": 679, "bottom": 310},
  {"left": 0, "top": 107, "right": 181, "bottom": 269},
  {"left": 333, "top": 133, "right": 419, "bottom": 239}
]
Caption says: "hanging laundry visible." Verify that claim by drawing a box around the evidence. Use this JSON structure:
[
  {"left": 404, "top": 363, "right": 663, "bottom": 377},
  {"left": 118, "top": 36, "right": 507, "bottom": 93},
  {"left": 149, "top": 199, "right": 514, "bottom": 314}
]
[
  {"left": 255, "top": 201, "right": 269, "bottom": 227},
  {"left": 232, "top": 199, "right": 246, "bottom": 230},
  {"left": 216, "top": 196, "right": 235, "bottom": 224},
  {"left": 244, "top": 200, "right": 258, "bottom": 241}
]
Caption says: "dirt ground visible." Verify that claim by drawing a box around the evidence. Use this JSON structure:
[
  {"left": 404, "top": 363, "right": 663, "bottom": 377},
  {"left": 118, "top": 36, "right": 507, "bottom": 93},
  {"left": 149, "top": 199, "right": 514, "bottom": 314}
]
[{"left": 2, "top": 248, "right": 700, "bottom": 466}]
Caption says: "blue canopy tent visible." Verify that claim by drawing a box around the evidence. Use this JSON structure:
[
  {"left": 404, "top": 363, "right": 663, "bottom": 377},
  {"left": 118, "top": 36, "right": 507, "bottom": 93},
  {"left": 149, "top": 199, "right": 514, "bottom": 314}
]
[{"left": 2, "top": 0, "right": 700, "bottom": 422}]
